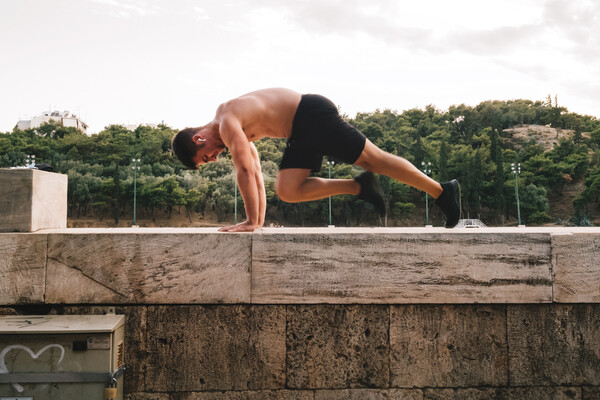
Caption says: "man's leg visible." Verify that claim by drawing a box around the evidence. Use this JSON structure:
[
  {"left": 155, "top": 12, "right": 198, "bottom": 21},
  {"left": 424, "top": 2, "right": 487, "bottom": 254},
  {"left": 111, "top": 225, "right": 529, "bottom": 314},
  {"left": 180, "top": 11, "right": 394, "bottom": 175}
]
[
  {"left": 275, "top": 168, "right": 360, "bottom": 203},
  {"left": 355, "top": 140, "right": 443, "bottom": 198},
  {"left": 354, "top": 139, "right": 461, "bottom": 227}
]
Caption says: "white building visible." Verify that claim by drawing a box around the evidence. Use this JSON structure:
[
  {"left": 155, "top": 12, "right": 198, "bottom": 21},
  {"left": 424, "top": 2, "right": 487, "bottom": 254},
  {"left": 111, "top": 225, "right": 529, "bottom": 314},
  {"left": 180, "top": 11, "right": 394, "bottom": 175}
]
[{"left": 16, "top": 111, "right": 88, "bottom": 134}]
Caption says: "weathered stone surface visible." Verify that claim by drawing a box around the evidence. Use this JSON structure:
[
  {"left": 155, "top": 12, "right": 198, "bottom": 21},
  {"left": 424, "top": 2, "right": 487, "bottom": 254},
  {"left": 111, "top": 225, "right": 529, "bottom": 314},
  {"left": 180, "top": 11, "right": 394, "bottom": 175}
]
[
  {"left": 46, "top": 232, "right": 251, "bottom": 303},
  {"left": 315, "top": 389, "right": 423, "bottom": 399},
  {"left": 422, "top": 387, "right": 581, "bottom": 400},
  {"left": 144, "top": 305, "right": 286, "bottom": 391},
  {"left": 508, "top": 304, "right": 600, "bottom": 386},
  {"left": 553, "top": 232, "right": 600, "bottom": 302},
  {"left": 583, "top": 386, "right": 600, "bottom": 400},
  {"left": 120, "top": 306, "right": 147, "bottom": 394},
  {"left": 0, "top": 169, "right": 67, "bottom": 232},
  {"left": 252, "top": 231, "right": 552, "bottom": 303},
  {"left": 390, "top": 305, "right": 507, "bottom": 388},
  {"left": 126, "top": 394, "right": 170, "bottom": 400},
  {"left": 0, "top": 233, "right": 46, "bottom": 304},
  {"left": 286, "top": 305, "right": 389, "bottom": 389},
  {"left": 171, "top": 391, "right": 314, "bottom": 400}
]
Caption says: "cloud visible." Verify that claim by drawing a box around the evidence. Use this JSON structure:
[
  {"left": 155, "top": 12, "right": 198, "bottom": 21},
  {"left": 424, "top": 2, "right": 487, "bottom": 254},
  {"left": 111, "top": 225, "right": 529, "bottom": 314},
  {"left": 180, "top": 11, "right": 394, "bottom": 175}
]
[
  {"left": 193, "top": 6, "right": 209, "bottom": 20},
  {"left": 90, "top": 0, "right": 164, "bottom": 18}
]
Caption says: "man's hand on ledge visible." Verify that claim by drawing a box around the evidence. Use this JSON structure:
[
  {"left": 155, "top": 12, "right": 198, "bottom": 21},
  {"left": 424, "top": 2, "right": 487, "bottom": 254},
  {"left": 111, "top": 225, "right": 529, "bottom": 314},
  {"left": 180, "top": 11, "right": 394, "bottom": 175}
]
[{"left": 218, "top": 220, "right": 260, "bottom": 232}]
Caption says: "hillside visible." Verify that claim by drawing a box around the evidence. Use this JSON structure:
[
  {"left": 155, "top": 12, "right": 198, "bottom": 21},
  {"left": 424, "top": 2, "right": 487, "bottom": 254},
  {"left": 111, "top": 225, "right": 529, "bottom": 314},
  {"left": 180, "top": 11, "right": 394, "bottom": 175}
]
[{"left": 503, "top": 124, "right": 575, "bottom": 151}]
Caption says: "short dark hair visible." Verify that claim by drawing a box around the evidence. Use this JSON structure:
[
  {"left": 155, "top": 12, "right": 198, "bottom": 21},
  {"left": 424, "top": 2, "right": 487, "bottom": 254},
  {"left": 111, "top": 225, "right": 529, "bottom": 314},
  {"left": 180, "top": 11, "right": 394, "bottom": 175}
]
[{"left": 172, "top": 127, "right": 202, "bottom": 170}]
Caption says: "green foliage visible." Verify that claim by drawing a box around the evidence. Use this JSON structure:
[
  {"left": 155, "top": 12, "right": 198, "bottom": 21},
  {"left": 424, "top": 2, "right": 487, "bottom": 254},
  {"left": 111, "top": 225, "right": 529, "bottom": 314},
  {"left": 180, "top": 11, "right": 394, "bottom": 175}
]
[
  {"left": 392, "top": 202, "right": 416, "bottom": 220},
  {"left": 2, "top": 96, "right": 598, "bottom": 226},
  {"left": 519, "top": 184, "right": 549, "bottom": 224}
]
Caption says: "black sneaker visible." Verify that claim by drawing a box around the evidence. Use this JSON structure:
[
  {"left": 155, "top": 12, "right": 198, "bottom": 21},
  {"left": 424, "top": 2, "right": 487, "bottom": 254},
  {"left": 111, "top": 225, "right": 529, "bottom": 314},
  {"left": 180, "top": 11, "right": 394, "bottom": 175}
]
[
  {"left": 355, "top": 171, "right": 386, "bottom": 217},
  {"left": 435, "top": 179, "right": 461, "bottom": 228}
]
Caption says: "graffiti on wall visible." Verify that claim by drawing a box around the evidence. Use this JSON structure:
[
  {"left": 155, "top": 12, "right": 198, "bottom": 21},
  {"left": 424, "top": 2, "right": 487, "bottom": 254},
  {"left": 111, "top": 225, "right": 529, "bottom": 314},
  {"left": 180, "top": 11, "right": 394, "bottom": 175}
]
[{"left": 0, "top": 344, "right": 65, "bottom": 393}]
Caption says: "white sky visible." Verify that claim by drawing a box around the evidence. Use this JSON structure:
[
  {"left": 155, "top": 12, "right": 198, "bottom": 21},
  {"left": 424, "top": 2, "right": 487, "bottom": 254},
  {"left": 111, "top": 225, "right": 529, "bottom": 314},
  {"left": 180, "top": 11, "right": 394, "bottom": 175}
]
[{"left": 0, "top": 0, "right": 598, "bottom": 134}]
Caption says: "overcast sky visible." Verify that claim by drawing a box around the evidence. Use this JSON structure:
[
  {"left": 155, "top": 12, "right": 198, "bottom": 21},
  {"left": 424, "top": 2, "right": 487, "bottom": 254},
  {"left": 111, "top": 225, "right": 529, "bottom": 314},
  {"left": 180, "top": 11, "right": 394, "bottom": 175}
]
[{"left": 0, "top": 0, "right": 598, "bottom": 134}]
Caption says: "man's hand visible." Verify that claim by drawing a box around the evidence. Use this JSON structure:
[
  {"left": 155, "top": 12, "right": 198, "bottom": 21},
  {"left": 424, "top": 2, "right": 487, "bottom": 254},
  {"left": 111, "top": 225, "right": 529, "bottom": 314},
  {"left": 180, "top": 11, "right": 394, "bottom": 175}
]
[{"left": 218, "top": 220, "right": 260, "bottom": 232}]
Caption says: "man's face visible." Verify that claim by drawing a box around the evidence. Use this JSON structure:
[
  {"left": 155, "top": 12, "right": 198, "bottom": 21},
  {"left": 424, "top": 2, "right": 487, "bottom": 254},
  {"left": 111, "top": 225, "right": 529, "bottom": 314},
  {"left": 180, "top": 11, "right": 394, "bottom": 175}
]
[{"left": 192, "top": 142, "right": 226, "bottom": 167}]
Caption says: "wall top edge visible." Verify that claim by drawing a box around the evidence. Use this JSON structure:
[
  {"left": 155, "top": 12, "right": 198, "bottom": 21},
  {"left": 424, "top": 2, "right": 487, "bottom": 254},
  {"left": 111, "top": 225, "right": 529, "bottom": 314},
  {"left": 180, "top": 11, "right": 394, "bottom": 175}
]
[{"left": 1, "top": 227, "right": 598, "bottom": 235}]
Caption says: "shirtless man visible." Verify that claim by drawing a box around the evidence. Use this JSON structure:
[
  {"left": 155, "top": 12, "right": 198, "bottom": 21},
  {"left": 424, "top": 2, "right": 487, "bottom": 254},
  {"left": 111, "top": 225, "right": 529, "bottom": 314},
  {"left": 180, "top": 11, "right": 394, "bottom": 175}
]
[{"left": 172, "top": 88, "right": 460, "bottom": 232}]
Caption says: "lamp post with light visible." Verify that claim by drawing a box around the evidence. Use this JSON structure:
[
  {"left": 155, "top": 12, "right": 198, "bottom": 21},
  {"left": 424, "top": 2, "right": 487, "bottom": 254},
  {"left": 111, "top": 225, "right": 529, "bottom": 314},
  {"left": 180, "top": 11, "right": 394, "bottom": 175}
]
[
  {"left": 132, "top": 158, "right": 141, "bottom": 227},
  {"left": 421, "top": 161, "right": 432, "bottom": 226},
  {"left": 511, "top": 162, "right": 522, "bottom": 226},
  {"left": 26, "top": 155, "right": 36, "bottom": 168},
  {"left": 327, "top": 160, "right": 335, "bottom": 226}
]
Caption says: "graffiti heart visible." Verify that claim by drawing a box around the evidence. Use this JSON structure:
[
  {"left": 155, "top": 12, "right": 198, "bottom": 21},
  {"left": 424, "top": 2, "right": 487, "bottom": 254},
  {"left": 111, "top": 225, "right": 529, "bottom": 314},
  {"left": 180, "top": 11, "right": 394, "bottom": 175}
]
[{"left": 0, "top": 344, "right": 65, "bottom": 393}]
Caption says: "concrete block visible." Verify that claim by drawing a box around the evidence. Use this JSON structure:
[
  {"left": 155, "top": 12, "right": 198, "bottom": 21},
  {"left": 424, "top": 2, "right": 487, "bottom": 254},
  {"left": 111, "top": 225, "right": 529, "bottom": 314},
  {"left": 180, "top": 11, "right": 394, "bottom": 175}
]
[
  {"left": 46, "top": 232, "right": 251, "bottom": 303},
  {"left": 0, "top": 233, "right": 46, "bottom": 304},
  {"left": 286, "top": 305, "right": 389, "bottom": 389},
  {"left": 252, "top": 231, "right": 552, "bottom": 303},
  {"left": 171, "top": 391, "right": 314, "bottom": 400},
  {"left": 508, "top": 304, "right": 600, "bottom": 386},
  {"left": 315, "top": 389, "right": 423, "bottom": 399},
  {"left": 144, "top": 305, "right": 286, "bottom": 391},
  {"left": 553, "top": 232, "right": 600, "bottom": 302},
  {"left": 0, "top": 169, "right": 67, "bottom": 232},
  {"left": 422, "top": 387, "right": 581, "bottom": 400},
  {"left": 390, "top": 305, "right": 507, "bottom": 388}
]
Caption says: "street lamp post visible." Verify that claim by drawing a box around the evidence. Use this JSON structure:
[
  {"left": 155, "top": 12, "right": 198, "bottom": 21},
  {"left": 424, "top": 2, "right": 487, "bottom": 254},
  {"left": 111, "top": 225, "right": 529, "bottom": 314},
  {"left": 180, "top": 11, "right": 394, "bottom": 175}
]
[
  {"left": 132, "top": 158, "right": 141, "bottom": 227},
  {"left": 511, "top": 162, "right": 522, "bottom": 226},
  {"left": 421, "top": 162, "right": 432, "bottom": 226},
  {"left": 327, "top": 160, "right": 335, "bottom": 226},
  {"left": 26, "top": 154, "right": 36, "bottom": 168}
]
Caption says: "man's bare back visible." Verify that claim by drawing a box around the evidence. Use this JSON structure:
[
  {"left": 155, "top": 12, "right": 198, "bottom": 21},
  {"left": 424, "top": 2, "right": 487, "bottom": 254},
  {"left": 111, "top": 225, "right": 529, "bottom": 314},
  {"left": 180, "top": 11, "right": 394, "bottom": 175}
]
[{"left": 215, "top": 88, "right": 302, "bottom": 142}]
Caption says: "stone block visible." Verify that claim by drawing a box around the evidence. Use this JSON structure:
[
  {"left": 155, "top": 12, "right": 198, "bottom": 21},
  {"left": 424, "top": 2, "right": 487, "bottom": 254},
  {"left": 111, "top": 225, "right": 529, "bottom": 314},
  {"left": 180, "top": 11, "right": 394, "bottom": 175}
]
[
  {"left": 583, "top": 386, "right": 600, "bottom": 400},
  {"left": 553, "top": 232, "right": 600, "bottom": 302},
  {"left": 0, "top": 169, "right": 67, "bottom": 232},
  {"left": 252, "top": 231, "right": 552, "bottom": 303},
  {"left": 390, "top": 305, "right": 507, "bottom": 388},
  {"left": 315, "top": 389, "right": 423, "bottom": 399},
  {"left": 144, "top": 305, "right": 286, "bottom": 391},
  {"left": 422, "top": 387, "right": 581, "bottom": 400},
  {"left": 126, "top": 394, "right": 170, "bottom": 400},
  {"left": 508, "top": 304, "right": 600, "bottom": 386},
  {"left": 0, "top": 233, "right": 46, "bottom": 304},
  {"left": 171, "top": 391, "right": 314, "bottom": 400},
  {"left": 286, "top": 305, "right": 389, "bottom": 389},
  {"left": 46, "top": 232, "right": 251, "bottom": 303}
]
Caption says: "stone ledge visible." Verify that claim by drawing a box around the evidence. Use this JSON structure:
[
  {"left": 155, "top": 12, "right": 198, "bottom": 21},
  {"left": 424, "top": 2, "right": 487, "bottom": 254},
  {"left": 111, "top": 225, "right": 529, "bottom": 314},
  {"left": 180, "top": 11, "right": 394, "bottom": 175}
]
[{"left": 0, "top": 227, "right": 598, "bottom": 305}]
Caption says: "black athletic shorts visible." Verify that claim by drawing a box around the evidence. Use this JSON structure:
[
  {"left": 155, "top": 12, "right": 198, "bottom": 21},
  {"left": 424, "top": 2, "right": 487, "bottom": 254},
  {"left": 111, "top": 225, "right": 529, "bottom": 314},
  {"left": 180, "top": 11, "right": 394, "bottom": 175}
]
[{"left": 279, "top": 94, "right": 367, "bottom": 172}]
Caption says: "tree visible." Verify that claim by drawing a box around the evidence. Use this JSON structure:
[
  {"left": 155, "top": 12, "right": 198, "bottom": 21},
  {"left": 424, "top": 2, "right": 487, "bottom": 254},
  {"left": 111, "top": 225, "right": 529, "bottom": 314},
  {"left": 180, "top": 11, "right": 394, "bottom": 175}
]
[{"left": 520, "top": 184, "right": 550, "bottom": 224}]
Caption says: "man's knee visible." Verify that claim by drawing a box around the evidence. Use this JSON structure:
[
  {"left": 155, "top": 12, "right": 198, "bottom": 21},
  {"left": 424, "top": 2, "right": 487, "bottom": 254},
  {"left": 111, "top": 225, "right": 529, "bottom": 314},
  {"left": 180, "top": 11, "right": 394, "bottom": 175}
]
[
  {"left": 355, "top": 144, "right": 386, "bottom": 171},
  {"left": 275, "top": 179, "right": 301, "bottom": 203}
]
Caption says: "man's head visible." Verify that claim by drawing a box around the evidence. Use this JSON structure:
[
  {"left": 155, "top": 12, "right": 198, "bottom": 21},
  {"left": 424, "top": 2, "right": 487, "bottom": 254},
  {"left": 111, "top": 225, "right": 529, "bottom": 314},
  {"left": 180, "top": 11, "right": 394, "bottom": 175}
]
[{"left": 172, "top": 126, "right": 225, "bottom": 170}]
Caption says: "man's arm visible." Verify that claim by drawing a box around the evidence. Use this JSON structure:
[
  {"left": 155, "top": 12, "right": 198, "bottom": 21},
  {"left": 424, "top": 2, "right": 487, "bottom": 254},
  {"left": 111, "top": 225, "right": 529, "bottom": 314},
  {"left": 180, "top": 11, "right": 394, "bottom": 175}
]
[
  {"left": 217, "top": 115, "right": 263, "bottom": 232},
  {"left": 249, "top": 142, "right": 266, "bottom": 227}
]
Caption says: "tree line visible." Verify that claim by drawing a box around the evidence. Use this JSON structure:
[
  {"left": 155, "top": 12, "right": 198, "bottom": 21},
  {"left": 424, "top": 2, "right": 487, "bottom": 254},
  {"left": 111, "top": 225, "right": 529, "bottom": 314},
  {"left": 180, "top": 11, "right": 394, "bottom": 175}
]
[{"left": 1, "top": 96, "right": 599, "bottom": 227}]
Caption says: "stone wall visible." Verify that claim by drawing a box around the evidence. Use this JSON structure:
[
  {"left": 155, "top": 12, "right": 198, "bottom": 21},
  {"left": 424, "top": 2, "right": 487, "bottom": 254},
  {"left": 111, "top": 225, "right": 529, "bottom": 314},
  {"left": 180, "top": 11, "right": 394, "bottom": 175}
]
[{"left": 1, "top": 227, "right": 599, "bottom": 399}]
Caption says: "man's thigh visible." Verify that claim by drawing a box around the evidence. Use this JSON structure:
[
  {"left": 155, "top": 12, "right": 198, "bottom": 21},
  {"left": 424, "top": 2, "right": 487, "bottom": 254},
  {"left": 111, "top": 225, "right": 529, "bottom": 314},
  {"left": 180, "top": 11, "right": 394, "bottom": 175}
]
[{"left": 276, "top": 168, "right": 312, "bottom": 189}]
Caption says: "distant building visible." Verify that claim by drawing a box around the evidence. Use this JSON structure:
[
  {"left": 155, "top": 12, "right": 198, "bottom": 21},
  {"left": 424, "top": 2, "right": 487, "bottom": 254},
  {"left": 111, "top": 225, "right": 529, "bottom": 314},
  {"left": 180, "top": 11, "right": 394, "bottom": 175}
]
[
  {"left": 125, "top": 123, "right": 158, "bottom": 131},
  {"left": 16, "top": 111, "right": 88, "bottom": 134}
]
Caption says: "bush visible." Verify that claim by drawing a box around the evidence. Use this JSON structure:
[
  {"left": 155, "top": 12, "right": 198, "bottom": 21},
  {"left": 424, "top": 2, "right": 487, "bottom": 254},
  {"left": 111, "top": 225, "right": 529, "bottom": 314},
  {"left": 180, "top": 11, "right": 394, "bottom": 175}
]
[{"left": 527, "top": 211, "right": 553, "bottom": 224}]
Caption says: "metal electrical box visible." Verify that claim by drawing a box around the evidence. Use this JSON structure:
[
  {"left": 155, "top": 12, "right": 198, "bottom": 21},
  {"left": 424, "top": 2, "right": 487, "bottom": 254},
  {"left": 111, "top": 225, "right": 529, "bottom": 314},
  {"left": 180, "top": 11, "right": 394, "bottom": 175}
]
[{"left": 0, "top": 315, "right": 125, "bottom": 400}]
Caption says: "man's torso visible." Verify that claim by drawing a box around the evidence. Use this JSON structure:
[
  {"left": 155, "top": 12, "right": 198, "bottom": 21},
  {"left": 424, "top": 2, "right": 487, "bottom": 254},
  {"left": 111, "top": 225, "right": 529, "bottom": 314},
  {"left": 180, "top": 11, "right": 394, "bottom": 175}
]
[{"left": 215, "top": 88, "right": 302, "bottom": 142}]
